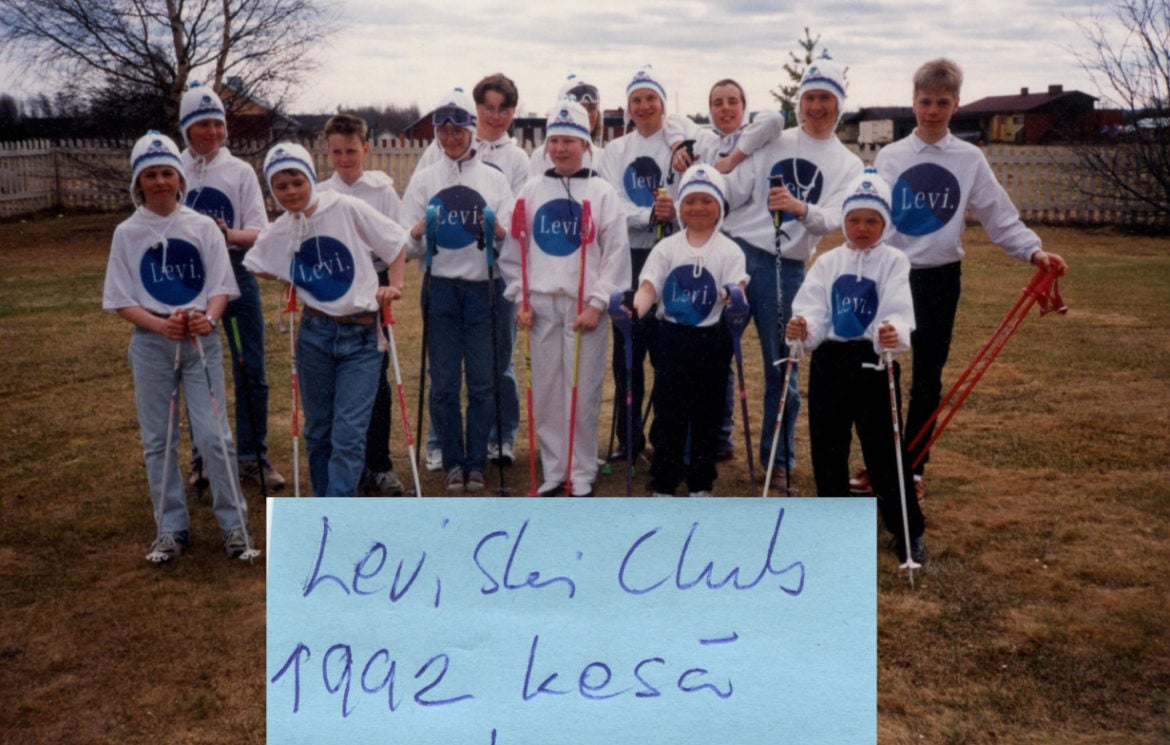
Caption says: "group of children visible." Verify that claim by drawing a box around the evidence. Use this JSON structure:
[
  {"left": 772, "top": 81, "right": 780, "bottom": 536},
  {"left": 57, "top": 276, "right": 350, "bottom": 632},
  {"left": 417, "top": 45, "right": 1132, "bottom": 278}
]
[{"left": 104, "top": 58, "right": 1067, "bottom": 568}]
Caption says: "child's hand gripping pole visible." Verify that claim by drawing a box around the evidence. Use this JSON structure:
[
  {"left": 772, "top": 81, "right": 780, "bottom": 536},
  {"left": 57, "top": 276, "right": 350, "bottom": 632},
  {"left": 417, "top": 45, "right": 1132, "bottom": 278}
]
[
  {"left": 723, "top": 284, "right": 756, "bottom": 487},
  {"left": 863, "top": 343, "right": 921, "bottom": 587},
  {"left": 282, "top": 284, "right": 302, "bottom": 498},
  {"left": 762, "top": 336, "right": 803, "bottom": 498},
  {"left": 512, "top": 198, "right": 538, "bottom": 496},
  {"left": 608, "top": 290, "right": 636, "bottom": 497},
  {"left": 381, "top": 303, "right": 423, "bottom": 497}
]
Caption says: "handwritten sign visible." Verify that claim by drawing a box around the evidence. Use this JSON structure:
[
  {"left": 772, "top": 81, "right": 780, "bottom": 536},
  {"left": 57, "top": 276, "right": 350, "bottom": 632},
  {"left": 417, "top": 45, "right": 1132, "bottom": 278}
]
[{"left": 266, "top": 498, "right": 876, "bottom": 744}]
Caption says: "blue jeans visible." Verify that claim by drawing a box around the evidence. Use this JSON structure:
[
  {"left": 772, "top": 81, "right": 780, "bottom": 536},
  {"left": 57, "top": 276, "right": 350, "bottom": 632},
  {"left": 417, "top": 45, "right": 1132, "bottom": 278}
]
[
  {"left": 736, "top": 238, "right": 804, "bottom": 470},
  {"left": 194, "top": 252, "right": 269, "bottom": 465},
  {"left": 129, "top": 329, "right": 246, "bottom": 534},
  {"left": 296, "top": 311, "right": 382, "bottom": 497},
  {"left": 425, "top": 276, "right": 514, "bottom": 473}
]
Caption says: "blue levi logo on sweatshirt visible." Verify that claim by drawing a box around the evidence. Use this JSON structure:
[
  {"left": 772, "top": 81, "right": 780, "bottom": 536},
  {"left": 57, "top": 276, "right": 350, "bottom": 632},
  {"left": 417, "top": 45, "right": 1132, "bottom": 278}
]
[
  {"left": 185, "top": 186, "right": 236, "bottom": 228},
  {"left": 140, "top": 238, "right": 206, "bottom": 306},
  {"left": 891, "top": 163, "right": 961, "bottom": 236},
  {"left": 622, "top": 156, "right": 663, "bottom": 207},
  {"left": 292, "top": 236, "right": 355, "bottom": 302},
  {"left": 429, "top": 185, "right": 488, "bottom": 250},
  {"left": 769, "top": 158, "right": 825, "bottom": 225},
  {"left": 831, "top": 274, "right": 879, "bottom": 338},
  {"left": 533, "top": 199, "right": 583, "bottom": 257},
  {"left": 662, "top": 265, "right": 718, "bottom": 326}
]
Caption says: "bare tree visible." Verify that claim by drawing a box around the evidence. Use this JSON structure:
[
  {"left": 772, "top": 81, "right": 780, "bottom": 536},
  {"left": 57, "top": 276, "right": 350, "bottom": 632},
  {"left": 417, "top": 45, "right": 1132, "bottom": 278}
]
[
  {"left": 0, "top": 0, "right": 340, "bottom": 138},
  {"left": 1071, "top": 0, "right": 1170, "bottom": 224}
]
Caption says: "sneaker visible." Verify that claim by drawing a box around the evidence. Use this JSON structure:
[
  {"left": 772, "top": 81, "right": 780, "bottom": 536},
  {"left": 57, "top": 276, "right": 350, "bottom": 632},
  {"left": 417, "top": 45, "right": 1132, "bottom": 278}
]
[
  {"left": 146, "top": 533, "right": 184, "bottom": 563},
  {"left": 688, "top": 490, "right": 713, "bottom": 497},
  {"left": 365, "top": 470, "right": 405, "bottom": 496},
  {"left": 849, "top": 468, "right": 873, "bottom": 496},
  {"left": 652, "top": 492, "right": 675, "bottom": 497},
  {"left": 426, "top": 449, "right": 443, "bottom": 472},
  {"left": 239, "top": 459, "right": 286, "bottom": 490},
  {"left": 188, "top": 459, "right": 208, "bottom": 488},
  {"left": 465, "top": 470, "right": 486, "bottom": 492},
  {"left": 914, "top": 476, "right": 926, "bottom": 504},
  {"left": 571, "top": 484, "right": 595, "bottom": 497},
  {"left": 488, "top": 441, "right": 515, "bottom": 466},
  {"left": 445, "top": 466, "right": 464, "bottom": 493},
  {"left": 538, "top": 482, "right": 567, "bottom": 497},
  {"left": 223, "top": 529, "right": 251, "bottom": 559},
  {"left": 763, "top": 467, "right": 798, "bottom": 495}
]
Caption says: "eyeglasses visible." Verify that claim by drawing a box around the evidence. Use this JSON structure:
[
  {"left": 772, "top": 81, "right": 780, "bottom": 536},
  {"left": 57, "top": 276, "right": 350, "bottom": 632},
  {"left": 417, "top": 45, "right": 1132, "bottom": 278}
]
[
  {"left": 566, "top": 84, "right": 599, "bottom": 104},
  {"left": 478, "top": 104, "right": 515, "bottom": 117},
  {"left": 433, "top": 105, "right": 475, "bottom": 128}
]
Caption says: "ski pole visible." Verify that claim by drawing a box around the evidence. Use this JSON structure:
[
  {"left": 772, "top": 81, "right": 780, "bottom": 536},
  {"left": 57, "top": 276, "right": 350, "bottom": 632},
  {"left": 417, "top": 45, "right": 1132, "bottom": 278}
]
[
  {"left": 907, "top": 267, "right": 1066, "bottom": 470},
  {"left": 226, "top": 312, "right": 267, "bottom": 496},
  {"left": 769, "top": 174, "right": 793, "bottom": 495},
  {"left": 511, "top": 198, "right": 538, "bottom": 496},
  {"left": 723, "top": 284, "right": 756, "bottom": 487},
  {"left": 608, "top": 291, "right": 635, "bottom": 497},
  {"left": 415, "top": 205, "right": 438, "bottom": 474},
  {"left": 192, "top": 331, "right": 261, "bottom": 561},
  {"left": 380, "top": 303, "right": 423, "bottom": 498},
  {"left": 865, "top": 347, "right": 920, "bottom": 587},
  {"left": 653, "top": 186, "right": 672, "bottom": 241},
  {"left": 482, "top": 206, "right": 509, "bottom": 496},
  {"left": 564, "top": 200, "right": 594, "bottom": 497},
  {"left": 283, "top": 284, "right": 302, "bottom": 498},
  {"left": 146, "top": 339, "right": 184, "bottom": 563},
  {"left": 762, "top": 339, "right": 802, "bottom": 497}
]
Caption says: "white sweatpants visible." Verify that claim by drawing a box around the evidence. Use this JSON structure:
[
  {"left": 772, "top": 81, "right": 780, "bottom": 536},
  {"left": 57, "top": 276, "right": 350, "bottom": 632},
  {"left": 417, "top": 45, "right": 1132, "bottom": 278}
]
[{"left": 528, "top": 292, "right": 609, "bottom": 495}]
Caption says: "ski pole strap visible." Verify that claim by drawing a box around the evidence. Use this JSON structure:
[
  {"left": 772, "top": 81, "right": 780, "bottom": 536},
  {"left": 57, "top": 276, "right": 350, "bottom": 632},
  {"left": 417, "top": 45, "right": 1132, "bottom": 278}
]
[
  {"left": 1030, "top": 268, "right": 1068, "bottom": 316},
  {"left": 723, "top": 283, "right": 750, "bottom": 336}
]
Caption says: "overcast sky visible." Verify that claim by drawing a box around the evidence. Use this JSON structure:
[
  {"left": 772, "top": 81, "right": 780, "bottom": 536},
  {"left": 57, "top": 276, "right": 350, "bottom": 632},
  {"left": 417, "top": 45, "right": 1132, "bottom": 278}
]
[
  {"left": 292, "top": 0, "right": 1105, "bottom": 118},
  {"left": 1, "top": 0, "right": 1110, "bottom": 119}
]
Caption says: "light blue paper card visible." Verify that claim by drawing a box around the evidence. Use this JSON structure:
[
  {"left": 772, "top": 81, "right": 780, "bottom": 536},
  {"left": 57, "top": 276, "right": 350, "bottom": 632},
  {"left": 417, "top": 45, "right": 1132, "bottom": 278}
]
[{"left": 267, "top": 498, "right": 876, "bottom": 744}]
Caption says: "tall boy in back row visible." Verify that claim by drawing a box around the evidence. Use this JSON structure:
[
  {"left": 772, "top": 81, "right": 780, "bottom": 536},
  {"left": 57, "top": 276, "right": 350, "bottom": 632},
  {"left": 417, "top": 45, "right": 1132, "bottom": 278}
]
[{"left": 873, "top": 58, "right": 1068, "bottom": 499}]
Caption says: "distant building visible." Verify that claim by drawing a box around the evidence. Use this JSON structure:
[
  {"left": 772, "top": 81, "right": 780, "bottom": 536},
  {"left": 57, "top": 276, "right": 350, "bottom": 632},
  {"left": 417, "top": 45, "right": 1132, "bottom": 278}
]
[
  {"left": 216, "top": 77, "right": 302, "bottom": 141},
  {"left": 954, "top": 85, "right": 1119, "bottom": 143},
  {"left": 845, "top": 107, "right": 916, "bottom": 147}
]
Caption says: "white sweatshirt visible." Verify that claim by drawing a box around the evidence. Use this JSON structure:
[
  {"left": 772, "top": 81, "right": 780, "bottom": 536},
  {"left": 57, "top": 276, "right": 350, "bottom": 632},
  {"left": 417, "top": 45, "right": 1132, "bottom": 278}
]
[
  {"left": 791, "top": 241, "right": 915, "bottom": 355},
  {"left": 243, "top": 191, "right": 406, "bottom": 316},
  {"left": 597, "top": 127, "right": 676, "bottom": 250},
  {"left": 638, "top": 230, "right": 749, "bottom": 328},
  {"left": 499, "top": 170, "right": 631, "bottom": 312},
  {"left": 873, "top": 132, "right": 1042, "bottom": 269},
  {"left": 104, "top": 206, "right": 239, "bottom": 315},
  {"left": 318, "top": 170, "right": 403, "bottom": 270},
  {"left": 401, "top": 147, "right": 514, "bottom": 282},
  {"left": 180, "top": 147, "right": 268, "bottom": 250},
  {"left": 418, "top": 134, "right": 530, "bottom": 194}
]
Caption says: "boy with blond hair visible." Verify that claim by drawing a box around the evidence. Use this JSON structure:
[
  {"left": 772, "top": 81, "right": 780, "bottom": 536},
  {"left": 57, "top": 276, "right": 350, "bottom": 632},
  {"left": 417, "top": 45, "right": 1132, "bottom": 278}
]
[
  {"left": 317, "top": 113, "right": 406, "bottom": 496},
  {"left": 873, "top": 58, "right": 1067, "bottom": 499}
]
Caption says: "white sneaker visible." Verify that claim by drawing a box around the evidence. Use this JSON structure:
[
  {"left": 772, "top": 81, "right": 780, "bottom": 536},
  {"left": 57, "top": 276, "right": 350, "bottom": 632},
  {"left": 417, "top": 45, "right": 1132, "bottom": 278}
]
[
  {"left": 488, "top": 441, "right": 515, "bottom": 466},
  {"left": 425, "top": 449, "right": 443, "bottom": 472},
  {"left": 688, "top": 490, "right": 713, "bottom": 497}
]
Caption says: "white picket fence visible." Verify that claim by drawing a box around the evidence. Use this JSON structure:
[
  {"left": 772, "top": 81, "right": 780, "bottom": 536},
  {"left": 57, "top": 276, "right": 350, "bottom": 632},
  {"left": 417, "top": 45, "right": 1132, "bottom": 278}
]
[{"left": 0, "top": 138, "right": 1164, "bottom": 227}]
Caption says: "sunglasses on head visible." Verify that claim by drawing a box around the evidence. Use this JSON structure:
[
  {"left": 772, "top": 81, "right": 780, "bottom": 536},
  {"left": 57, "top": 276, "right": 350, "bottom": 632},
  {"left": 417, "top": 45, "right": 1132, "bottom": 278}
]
[{"left": 566, "top": 84, "right": 599, "bottom": 104}]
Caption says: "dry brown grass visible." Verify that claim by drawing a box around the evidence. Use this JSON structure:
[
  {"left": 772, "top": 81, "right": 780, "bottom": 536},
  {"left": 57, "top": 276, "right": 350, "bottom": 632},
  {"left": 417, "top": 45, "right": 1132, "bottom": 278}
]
[{"left": 1, "top": 213, "right": 1168, "bottom": 743}]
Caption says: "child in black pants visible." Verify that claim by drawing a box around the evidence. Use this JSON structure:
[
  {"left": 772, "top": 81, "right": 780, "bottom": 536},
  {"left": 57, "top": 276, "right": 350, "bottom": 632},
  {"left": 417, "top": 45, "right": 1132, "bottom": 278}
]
[
  {"left": 787, "top": 167, "right": 926, "bottom": 563},
  {"left": 626, "top": 164, "right": 748, "bottom": 496}
]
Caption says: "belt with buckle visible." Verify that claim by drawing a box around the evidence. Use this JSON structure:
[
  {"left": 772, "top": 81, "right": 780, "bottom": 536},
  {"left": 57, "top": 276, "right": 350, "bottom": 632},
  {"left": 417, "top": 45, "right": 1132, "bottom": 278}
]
[{"left": 304, "top": 306, "right": 377, "bottom": 325}]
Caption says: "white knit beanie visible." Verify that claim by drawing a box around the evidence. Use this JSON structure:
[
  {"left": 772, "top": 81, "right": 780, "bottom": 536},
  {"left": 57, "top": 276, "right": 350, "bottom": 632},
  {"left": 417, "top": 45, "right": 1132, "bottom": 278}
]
[
  {"left": 797, "top": 55, "right": 847, "bottom": 118},
  {"left": 545, "top": 100, "right": 592, "bottom": 142},
  {"left": 626, "top": 65, "right": 667, "bottom": 105},
  {"left": 178, "top": 82, "right": 227, "bottom": 146},
  {"left": 677, "top": 163, "right": 728, "bottom": 229},
  {"left": 262, "top": 142, "right": 317, "bottom": 211},
  {"left": 432, "top": 88, "right": 478, "bottom": 134},
  {"left": 842, "top": 166, "right": 893, "bottom": 235},
  {"left": 129, "top": 131, "right": 186, "bottom": 206}
]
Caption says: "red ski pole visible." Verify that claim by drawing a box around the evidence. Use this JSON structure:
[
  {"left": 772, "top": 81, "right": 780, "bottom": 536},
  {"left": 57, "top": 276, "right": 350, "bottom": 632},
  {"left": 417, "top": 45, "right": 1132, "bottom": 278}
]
[
  {"left": 283, "top": 284, "right": 302, "bottom": 498},
  {"left": 381, "top": 303, "right": 423, "bottom": 497},
  {"left": 511, "top": 199, "right": 539, "bottom": 496},
  {"left": 908, "top": 267, "right": 1065, "bottom": 470}
]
